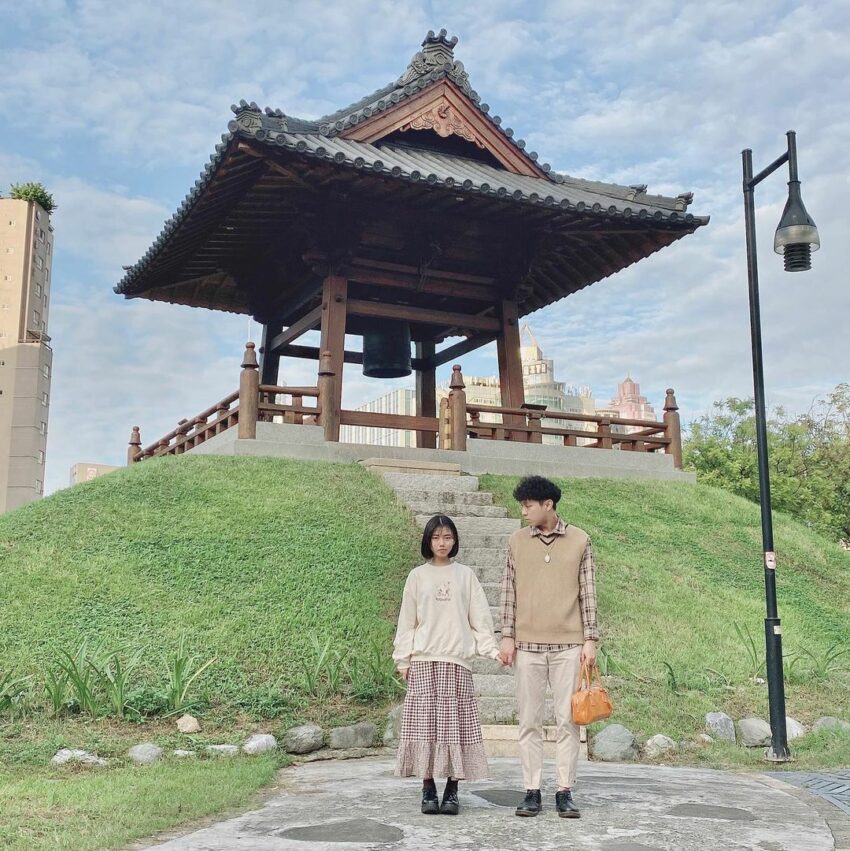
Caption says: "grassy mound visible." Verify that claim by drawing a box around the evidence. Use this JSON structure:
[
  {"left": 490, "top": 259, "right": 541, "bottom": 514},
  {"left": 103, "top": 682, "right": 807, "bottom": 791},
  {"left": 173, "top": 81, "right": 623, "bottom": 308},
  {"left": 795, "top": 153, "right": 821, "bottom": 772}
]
[
  {"left": 482, "top": 474, "right": 850, "bottom": 765},
  {"left": 0, "top": 455, "right": 419, "bottom": 718}
]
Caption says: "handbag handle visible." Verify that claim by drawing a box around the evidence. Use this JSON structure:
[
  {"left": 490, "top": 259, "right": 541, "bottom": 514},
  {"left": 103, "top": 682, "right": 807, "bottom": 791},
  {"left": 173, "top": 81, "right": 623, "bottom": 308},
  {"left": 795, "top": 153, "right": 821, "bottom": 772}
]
[{"left": 580, "top": 660, "right": 603, "bottom": 689}]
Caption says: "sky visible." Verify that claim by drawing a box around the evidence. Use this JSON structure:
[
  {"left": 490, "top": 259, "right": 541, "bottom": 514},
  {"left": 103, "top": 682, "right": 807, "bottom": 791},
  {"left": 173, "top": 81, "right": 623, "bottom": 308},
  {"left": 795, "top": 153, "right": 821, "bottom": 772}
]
[{"left": 1, "top": 0, "right": 847, "bottom": 495}]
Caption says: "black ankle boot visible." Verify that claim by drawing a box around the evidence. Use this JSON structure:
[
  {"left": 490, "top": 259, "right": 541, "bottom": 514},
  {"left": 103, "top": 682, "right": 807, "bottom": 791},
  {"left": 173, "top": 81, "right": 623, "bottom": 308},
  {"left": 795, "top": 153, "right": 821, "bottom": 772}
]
[
  {"left": 515, "top": 788, "right": 542, "bottom": 817},
  {"left": 555, "top": 789, "right": 580, "bottom": 818},
  {"left": 440, "top": 778, "right": 459, "bottom": 815},
  {"left": 421, "top": 780, "right": 439, "bottom": 815}
]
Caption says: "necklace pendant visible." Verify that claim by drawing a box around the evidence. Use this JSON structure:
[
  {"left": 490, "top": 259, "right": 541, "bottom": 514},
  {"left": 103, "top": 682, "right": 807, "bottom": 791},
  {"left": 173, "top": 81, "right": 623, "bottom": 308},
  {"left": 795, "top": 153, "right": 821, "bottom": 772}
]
[{"left": 544, "top": 554, "right": 551, "bottom": 563}]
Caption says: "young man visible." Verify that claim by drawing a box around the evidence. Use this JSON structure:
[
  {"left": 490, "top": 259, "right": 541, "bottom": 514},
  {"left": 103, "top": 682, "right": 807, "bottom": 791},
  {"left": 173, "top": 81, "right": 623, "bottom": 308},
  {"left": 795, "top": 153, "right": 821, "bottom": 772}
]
[{"left": 499, "top": 475, "right": 599, "bottom": 818}]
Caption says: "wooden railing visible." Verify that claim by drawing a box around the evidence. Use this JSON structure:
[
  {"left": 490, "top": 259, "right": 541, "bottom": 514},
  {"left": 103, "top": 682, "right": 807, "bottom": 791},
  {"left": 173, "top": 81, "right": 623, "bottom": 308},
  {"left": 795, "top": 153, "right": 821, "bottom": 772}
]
[
  {"left": 439, "top": 365, "right": 683, "bottom": 469},
  {"left": 126, "top": 347, "right": 682, "bottom": 471},
  {"left": 127, "top": 343, "right": 320, "bottom": 463}
]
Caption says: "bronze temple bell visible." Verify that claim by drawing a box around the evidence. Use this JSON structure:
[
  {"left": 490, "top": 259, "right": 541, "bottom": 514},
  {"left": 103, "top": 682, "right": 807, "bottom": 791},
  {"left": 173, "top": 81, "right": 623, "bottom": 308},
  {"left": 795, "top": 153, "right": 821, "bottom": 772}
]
[{"left": 362, "top": 321, "right": 412, "bottom": 378}]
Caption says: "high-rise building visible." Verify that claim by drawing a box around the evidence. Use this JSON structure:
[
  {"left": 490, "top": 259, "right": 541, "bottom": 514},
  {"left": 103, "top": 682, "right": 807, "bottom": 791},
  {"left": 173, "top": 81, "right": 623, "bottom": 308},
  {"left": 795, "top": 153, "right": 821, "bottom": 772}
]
[
  {"left": 607, "top": 376, "right": 656, "bottom": 423},
  {"left": 0, "top": 198, "right": 54, "bottom": 512},
  {"left": 340, "top": 387, "right": 417, "bottom": 447}
]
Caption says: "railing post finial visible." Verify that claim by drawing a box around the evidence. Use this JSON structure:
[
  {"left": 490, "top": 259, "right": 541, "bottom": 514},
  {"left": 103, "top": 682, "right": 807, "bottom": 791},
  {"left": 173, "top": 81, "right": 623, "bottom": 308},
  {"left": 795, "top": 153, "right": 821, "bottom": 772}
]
[
  {"left": 448, "top": 363, "right": 468, "bottom": 451},
  {"left": 450, "top": 363, "right": 466, "bottom": 391},
  {"left": 663, "top": 388, "right": 683, "bottom": 469},
  {"left": 238, "top": 341, "right": 260, "bottom": 440},
  {"left": 127, "top": 425, "right": 142, "bottom": 465}
]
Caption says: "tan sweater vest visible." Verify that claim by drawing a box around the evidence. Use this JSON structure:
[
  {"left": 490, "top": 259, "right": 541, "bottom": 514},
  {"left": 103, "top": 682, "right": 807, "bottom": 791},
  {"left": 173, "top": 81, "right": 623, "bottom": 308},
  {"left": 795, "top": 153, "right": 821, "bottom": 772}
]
[{"left": 510, "top": 524, "right": 588, "bottom": 644}]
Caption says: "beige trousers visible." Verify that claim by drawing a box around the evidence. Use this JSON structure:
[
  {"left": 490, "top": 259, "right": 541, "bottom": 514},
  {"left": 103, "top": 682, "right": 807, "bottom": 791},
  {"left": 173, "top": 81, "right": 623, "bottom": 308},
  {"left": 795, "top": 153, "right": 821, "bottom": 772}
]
[{"left": 515, "top": 645, "right": 582, "bottom": 789}]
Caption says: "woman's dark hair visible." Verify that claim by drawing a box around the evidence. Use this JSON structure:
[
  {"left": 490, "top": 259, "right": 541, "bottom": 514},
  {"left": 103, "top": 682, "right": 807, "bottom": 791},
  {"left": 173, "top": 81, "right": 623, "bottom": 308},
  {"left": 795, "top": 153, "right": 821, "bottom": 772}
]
[
  {"left": 512, "top": 475, "right": 561, "bottom": 508},
  {"left": 421, "top": 514, "right": 460, "bottom": 559}
]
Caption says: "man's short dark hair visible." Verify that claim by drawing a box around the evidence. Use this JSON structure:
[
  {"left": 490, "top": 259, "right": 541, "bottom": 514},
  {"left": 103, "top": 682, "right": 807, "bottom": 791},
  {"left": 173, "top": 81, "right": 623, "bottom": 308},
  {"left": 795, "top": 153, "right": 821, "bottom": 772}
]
[
  {"left": 512, "top": 475, "right": 561, "bottom": 508},
  {"left": 421, "top": 514, "right": 460, "bottom": 559}
]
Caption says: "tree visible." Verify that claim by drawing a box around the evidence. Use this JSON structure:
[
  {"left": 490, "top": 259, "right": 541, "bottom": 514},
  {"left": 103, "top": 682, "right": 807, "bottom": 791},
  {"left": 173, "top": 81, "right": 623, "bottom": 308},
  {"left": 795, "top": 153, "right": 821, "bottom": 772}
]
[
  {"left": 684, "top": 385, "right": 850, "bottom": 543},
  {"left": 7, "top": 182, "right": 56, "bottom": 214}
]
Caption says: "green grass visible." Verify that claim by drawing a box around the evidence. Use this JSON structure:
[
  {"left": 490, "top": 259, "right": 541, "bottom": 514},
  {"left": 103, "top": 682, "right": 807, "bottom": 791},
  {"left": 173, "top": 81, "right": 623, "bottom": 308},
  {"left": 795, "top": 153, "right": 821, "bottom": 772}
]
[
  {"left": 0, "top": 455, "right": 419, "bottom": 849},
  {"left": 481, "top": 475, "right": 850, "bottom": 769},
  {"left": 0, "top": 756, "right": 278, "bottom": 851}
]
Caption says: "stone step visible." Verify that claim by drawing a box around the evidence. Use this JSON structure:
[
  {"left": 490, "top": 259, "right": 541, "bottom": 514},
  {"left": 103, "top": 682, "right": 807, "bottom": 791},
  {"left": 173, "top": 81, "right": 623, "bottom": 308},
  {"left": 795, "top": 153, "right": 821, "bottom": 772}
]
[
  {"left": 363, "top": 458, "right": 460, "bottom": 476},
  {"left": 476, "top": 564, "right": 507, "bottom": 584},
  {"left": 392, "top": 489, "right": 493, "bottom": 506},
  {"left": 468, "top": 656, "right": 507, "bottom": 675},
  {"left": 478, "top": 696, "right": 555, "bottom": 724},
  {"left": 481, "top": 581, "right": 501, "bottom": 606},
  {"left": 415, "top": 516, "right": 520, "bottom": 535},
  {"left": 482, "top": 725, "right": 588, "bottom": 760},
  {"left": 457, "top": 547, "right": 505, "bottom": 567},
  {"left": 406, "top": 501, "right": 507, "bottom": 518},
  {"left": 473, "top": 673, "right": 516, "bottom": 697},
  {"left": 382, "top": 473, "right": 480, "bottom": 492}
]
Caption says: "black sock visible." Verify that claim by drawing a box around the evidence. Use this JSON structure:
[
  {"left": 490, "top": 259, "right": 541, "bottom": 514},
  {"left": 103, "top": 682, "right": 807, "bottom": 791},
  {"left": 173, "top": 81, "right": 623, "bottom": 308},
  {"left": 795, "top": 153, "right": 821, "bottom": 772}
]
[
  {"left": 423, "top": 778, "right": 436, "bottom": 792},
  {"left": 444, "top": 777, "right": 459, "bottom": 793}
]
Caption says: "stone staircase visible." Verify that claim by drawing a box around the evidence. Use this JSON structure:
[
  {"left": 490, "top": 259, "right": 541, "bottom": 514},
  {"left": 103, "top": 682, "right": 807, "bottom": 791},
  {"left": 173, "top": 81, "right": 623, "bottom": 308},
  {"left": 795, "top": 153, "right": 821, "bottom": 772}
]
[{"left": 365, "top": 459, "right": 559, "bottom": 731}]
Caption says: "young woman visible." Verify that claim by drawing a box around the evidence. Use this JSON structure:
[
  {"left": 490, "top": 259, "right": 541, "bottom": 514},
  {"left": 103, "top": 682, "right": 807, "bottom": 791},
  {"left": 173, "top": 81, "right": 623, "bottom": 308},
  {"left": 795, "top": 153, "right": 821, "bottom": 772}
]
[{"left": 393, "top": 514, "right": 502, "bottom": 815}]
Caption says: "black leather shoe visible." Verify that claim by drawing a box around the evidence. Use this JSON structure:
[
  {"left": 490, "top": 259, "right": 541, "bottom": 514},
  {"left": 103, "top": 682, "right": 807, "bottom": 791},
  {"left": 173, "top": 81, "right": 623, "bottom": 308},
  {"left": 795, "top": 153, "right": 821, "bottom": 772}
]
[
  {"left": 555, "top": 789, "right": 580, "bottom": 818},
  {"left": 421, "top": 786, "right": 439, "bottom": 815},
  {"left": 515, "top": 789, "right": 542, "bottom": 817},
  {"left": 440, "top": 787, "right": 459, "bottom": 815}
]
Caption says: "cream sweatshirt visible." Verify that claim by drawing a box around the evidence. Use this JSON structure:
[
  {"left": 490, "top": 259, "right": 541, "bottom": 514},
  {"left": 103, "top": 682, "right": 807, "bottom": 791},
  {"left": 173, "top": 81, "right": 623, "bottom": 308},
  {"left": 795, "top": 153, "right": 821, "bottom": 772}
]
[{"left": 392, "top": 561, "right": 501, "bottom": 671}]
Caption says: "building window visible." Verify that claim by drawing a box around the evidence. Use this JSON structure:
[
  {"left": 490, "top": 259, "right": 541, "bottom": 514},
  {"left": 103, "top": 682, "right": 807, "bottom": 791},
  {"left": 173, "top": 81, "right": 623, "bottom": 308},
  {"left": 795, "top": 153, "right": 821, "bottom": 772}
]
[
  {"left": 35, "top": 283, "right": 42, "bottom": 298},
  {"left": 42, "top": 363, "right": 50, "bottom": 379},
  {"left": 39, "top": 228, "right": 45, "bottom": 242},
  {"left": 33, "top": 309, "right": 41, "bottom": 326},
  {"left": 35, "top": 209, "right": 41, "bottom": 221},
  {"left": 37, "top": 450, "right": 45, "bottom": 464},
  {"left": 7, "top": 219, "right": 14, "bottom": 226},
  {"left": 3, "top": 274, "right": 11, "bottom": 281},
  {"left": 35, "top": 255, "right": 44, "bottom": 270},
  {"left": 42, "top": 391, "right": 49, "bottom": 406},
  {"left": 40, "top": 421, "right": 47, "bottom": 435},
  {"left": 36, "top": 480, "right": 43, "bottom": 495},
  {"left": 4, "top": 247, "right": 12, "bottom": 254}
]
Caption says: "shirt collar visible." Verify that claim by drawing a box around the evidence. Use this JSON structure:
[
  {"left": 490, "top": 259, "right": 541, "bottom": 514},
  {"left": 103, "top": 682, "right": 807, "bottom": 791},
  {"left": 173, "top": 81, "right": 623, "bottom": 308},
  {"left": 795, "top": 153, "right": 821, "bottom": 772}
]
[{"left": 530, "top": 516, "right": 568, "bottom": 537}]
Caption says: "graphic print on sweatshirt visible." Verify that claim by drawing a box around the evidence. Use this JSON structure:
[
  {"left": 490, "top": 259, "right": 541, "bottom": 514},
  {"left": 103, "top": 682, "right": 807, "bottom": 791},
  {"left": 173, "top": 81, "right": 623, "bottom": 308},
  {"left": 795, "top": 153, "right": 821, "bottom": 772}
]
[{"left": 436, "top": 581, "right": 453, "bottom": 602}]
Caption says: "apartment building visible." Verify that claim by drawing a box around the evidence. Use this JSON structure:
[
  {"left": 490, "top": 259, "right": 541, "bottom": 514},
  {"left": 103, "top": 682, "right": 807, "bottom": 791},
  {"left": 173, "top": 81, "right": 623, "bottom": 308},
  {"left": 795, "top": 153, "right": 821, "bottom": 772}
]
[{"left": 0, "top": 198, "right": 53, "bottom": 512}]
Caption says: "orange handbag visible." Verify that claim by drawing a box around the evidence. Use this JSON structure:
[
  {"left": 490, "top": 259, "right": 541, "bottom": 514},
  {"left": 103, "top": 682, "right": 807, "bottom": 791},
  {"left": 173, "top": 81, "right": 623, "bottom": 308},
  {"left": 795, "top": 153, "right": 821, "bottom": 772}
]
[{"left": 571, "top": 662, "right": 614, "bottom": 725}]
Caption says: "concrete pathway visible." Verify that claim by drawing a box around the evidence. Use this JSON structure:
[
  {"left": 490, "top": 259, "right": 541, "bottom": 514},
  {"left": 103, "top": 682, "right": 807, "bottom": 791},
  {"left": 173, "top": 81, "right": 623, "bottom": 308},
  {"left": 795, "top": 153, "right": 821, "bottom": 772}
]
[{"left": 140, "top": 757, "right": 840, "bottom": 850}]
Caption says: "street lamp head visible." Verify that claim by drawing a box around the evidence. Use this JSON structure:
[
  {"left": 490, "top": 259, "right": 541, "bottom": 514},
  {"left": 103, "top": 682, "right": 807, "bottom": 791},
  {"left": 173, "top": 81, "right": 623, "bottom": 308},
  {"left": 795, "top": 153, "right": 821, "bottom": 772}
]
[{"left": 773, "top": 180, "right": 820, "bottom": 272}]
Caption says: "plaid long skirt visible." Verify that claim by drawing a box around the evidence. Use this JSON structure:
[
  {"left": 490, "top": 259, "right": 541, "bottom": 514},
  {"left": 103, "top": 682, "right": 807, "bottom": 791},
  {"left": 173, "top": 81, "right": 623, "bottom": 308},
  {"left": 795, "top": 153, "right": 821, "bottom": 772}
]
[{"left": 394, "top": 660, "right": 489, "bottom": 780}]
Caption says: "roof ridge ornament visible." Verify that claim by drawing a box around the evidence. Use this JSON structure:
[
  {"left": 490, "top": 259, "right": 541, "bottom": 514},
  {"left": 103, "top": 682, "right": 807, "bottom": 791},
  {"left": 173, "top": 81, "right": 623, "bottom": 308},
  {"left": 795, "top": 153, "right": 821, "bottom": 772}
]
[{"left": 396, "top": 29, "right": 473, "bottom": 96}]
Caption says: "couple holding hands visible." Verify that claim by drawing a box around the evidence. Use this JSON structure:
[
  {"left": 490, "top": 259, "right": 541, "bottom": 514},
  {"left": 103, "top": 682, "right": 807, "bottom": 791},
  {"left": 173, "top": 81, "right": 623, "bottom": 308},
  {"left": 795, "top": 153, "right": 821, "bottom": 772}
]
[{"left": 393, "top": 475, "right": 599, "bottom": 819}]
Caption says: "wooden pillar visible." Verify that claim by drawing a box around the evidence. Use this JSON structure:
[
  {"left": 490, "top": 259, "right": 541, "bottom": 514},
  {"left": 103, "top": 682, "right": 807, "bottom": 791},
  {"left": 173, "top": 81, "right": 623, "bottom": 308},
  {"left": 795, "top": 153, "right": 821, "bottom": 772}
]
[
  {"left": 415, "top": 341, "right": 436, "bottom": 449},
  {"left": 259, "top": 321, "right": 282, "bottom": 386},
  {"left": 664, "top": 388, "right": 683, "bottom": 469},
  {"left": 318, "top": 275, "right": 347, "bottom": 442},
  {"left": 496, "top": 299, "right": 525, "bottom": 428},
  {"left": 238, "top": 342, "right": 259, "bottom": 439}
]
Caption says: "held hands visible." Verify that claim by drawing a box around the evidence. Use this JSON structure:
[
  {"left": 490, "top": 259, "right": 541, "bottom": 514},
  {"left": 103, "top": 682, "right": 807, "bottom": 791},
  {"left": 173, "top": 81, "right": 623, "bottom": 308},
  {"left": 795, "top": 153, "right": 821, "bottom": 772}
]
[{"left": 499, "top": 637, "right": 516, "bottom": 668}]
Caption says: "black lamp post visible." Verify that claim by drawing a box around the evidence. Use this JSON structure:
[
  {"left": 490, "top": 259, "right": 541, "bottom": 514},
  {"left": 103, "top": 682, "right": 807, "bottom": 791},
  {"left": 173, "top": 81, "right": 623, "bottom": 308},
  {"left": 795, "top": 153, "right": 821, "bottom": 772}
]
[{"left": 742, "top": 130, "right": 820, "bottom": 762}]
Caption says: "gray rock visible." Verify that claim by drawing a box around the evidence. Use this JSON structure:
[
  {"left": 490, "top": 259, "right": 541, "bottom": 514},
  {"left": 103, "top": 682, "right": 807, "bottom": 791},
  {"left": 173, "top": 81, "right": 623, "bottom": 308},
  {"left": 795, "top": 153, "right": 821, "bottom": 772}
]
[
  {"left": 242, "top": 734, "right": 278, "bottom": 755},
  {"left": 284, "top": 724, "right": 324, "bottom": 754},
  {"left": 173, "top": 749, "right": 195, "bottom": 758},
  {"left": 329, "top": 722, "right": 378, "bottom": 750},
  {"left": 644, "top": 734, "right": 677, "bottom": 758},
  {"left": 206, "top": 744, "right": 239, "bottom": 757},
  {"left": 813, "top": 716, "right": 850, "bottom": 733},
  {"left": 128, "top": 743, "right": 163, "bottom": 765},
  {"left": 591, "top": 724, "right": 638, "bottom": 762},
  {"left": 176, "top": 713, "right": 201, "bottom": 734},
  {"left": 383, "top": 705, "right": 404, "bottom": 747},
  {"left": 705, "top": 711, "right": 735, "bottom": 743},
  {"left": 51, "top": 748, "right": 107, "bottom": 766},
  {"left": 696, "top": 733, "right": 715, "bottom": 744},
  {"left": 785, "top": 717, "right": 807, "bottom": 740},
  {"left": 737, "top": 717, "right": 772, "bottom": 747}
]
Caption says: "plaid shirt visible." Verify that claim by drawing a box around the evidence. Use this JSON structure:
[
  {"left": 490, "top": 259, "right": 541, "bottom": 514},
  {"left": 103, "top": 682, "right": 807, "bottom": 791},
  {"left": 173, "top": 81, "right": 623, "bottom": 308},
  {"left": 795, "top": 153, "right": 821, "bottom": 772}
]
[{"left": 499, "top": 517, "right": 599, "bottom": 650}]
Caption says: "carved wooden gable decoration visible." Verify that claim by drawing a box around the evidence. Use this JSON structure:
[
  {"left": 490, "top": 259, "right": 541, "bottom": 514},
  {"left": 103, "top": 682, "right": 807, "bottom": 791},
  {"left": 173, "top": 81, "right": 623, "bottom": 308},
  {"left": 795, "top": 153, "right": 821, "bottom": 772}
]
[{"left": 340, "top": 32, "right": 546, "bottom": 179}]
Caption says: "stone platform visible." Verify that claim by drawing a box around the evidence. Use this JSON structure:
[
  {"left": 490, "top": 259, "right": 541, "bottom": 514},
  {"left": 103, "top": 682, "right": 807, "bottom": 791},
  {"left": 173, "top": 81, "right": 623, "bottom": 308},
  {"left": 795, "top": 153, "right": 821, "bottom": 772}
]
[
  {"left": 138, "top": 757, "right": 839, "bottom": 850},
  {"left": 189, "top": 422, "right": 694, "bottom": 482}
]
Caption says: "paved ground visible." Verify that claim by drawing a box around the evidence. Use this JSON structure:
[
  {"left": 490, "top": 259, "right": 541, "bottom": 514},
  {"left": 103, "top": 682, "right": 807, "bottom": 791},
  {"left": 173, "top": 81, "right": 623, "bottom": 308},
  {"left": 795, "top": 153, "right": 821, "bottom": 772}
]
[{"left": 141, "top": 756, "right": 842, "bottom": 850}]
